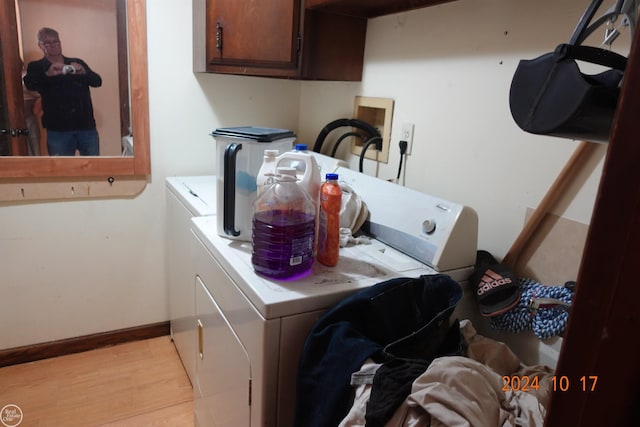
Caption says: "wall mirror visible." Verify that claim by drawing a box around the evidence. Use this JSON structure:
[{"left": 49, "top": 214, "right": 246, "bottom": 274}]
[{"left": 0, "top": 0, "right": 149, "bottom": 181}]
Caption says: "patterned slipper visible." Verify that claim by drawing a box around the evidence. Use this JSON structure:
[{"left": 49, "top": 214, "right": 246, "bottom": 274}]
[{"left": 469, "top": 250, "right": 521, "bottom": 317}]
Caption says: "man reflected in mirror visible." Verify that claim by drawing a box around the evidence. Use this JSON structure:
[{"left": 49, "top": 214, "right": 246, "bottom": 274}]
[{"left": 23, "top": 27, "right": 102, "bottom": 156}]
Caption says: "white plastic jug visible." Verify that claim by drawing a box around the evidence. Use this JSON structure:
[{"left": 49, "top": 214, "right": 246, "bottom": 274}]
[
  {"left": 276, "top": 144, "right": 321, "bottom": 205},
  {"left": 252, "top": 167, "right": 316, "bottom": 279},
  {"left": 256, "top": 149, "right": 280, "bottom": 196}
]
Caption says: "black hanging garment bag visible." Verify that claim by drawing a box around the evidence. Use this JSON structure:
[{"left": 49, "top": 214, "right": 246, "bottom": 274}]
[{"left": 509, "top": 0, "right": 630, "bottom": 143}]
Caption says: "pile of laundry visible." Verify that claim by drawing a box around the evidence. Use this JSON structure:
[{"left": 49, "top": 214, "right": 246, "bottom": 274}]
[
  {"left": 293, "top": 275, "right": 554, "bottom": 427},
  {"left": 339, "top": 320, "right": 553, "bottom": 427}
]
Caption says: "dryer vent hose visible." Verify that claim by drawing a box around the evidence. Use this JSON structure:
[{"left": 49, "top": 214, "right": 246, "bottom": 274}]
[{"left": 312, "top": 118, "right": 381, "bottom": 153}]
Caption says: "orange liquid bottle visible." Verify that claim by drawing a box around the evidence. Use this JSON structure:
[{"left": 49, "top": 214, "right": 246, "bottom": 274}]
[{"left": 317, "top": 173, "right": 342, "bottom": 266}]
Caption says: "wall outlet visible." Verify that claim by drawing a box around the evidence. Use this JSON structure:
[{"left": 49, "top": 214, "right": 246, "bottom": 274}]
[{"left": 401, "top": 122, "right": 414, "bottom": 155}]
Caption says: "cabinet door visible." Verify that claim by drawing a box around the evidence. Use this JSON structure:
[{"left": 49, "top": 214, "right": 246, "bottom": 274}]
[
  {"left": 194, "top": 276, "right": 251, "bottom": 427},
  {"left": 207, "top": 0, "right": 300, "bottom": 74}
]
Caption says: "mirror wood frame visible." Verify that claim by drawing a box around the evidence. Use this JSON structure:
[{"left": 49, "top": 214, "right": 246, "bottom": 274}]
[{"left": 0, "top": 0, "right": 149, "bottom": 180}]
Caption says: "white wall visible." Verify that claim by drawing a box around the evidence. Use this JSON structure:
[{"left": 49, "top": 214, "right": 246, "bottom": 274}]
[{"left": 0, "top": 0, "right": 627, "bottom": 349}]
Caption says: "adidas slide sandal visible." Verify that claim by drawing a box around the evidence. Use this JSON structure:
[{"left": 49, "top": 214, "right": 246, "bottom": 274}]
[{"left": 469, "top": 250, "right": 521, "bottom": 317}]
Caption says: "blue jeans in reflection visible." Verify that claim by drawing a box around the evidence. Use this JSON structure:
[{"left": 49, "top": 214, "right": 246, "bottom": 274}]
[{"left": 47, "top": 129, "right": 100, "bottom": 156}]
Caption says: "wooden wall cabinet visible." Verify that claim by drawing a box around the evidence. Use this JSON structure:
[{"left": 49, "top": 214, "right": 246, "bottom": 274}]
[{"left": 195, "top": 0, "right": 367, "bottom": 81}]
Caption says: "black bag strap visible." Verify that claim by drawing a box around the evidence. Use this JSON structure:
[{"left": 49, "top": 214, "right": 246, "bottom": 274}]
[
  {"left": 577, "top": 0, "right": 637, "bottom": 44},
  {"left": 569, "top": 0, "right": 636, "bottom": 45},
  {"left": 555, "top": 43, "right": 628, "bottom": 70},
  {"left": 569, "top": 0, "right": 605, "bottom": 45},
  {"left": 562, "top": 0, "right": 629, "bottom": 70}
]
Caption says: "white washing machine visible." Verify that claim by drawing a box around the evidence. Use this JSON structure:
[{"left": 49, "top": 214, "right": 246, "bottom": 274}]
[
  {"left": 166, "top": 176, "right": 216, "bottom": 384},
  {"left": 190, "top": 159, "right": 483, "bottom": 427}
]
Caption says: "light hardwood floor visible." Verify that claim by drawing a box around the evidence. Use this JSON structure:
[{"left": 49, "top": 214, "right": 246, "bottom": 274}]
[{"left": 0, "top": 336, "right": 193, "bottom": 426}]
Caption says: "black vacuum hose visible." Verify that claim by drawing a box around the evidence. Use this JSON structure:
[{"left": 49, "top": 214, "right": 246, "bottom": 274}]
[{"left": 313, "top": 118, "right": 381, "bottom": 153}]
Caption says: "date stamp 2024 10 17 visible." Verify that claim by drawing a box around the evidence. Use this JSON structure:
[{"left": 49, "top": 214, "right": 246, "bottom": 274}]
[{"left": 502, "top": 375, "right": 599, "bottom": 392}]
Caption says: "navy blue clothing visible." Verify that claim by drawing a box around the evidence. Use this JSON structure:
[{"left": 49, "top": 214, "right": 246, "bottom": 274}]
[
  {"left": 294, "top": 274, "right": 463, "bottom": 427},
  {"left": 23, "top": 56, "right": 101, "bottom": 131}
]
